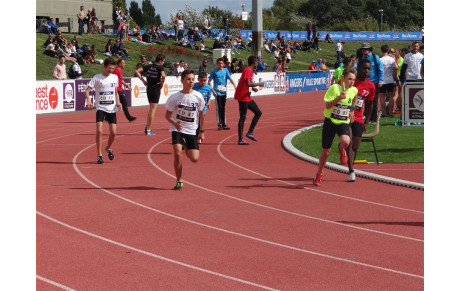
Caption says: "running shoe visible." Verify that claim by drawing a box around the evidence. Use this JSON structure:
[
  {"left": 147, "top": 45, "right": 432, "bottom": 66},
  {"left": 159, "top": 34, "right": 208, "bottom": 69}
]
[
  {"left": 105, "top": 147, "right": 114, "bottom": 160},
  {"left": 222, "top": 125, "right": 231, "bottom": 130},
  {"left": 238, "top": 139, "right": 250, "bottom": 145},
  {"left": 97, "top": 155, "right": 104, "bottom": 164},
  {"left": 348, "top": 170, "right": 356, "bottom": 182},
  {"left": 217, "top": 124, "right": 223, "bottom": 130},
  {"left": 146, "top": 130, "right": 156, "bottom": 135},
  {"left": 173, "top": 181, "right": 183, "bottom": 190},
  {"left": 246, "top": 133, "right": 258, "bottom": 142},
  {"left": 129, "top": 116, "right": 137, "bottom": 122},
  {"left": 144, "top": 125, "right": 148, "bottom": 134},
  {"left": 339, "top": 146, "right": 348, "bottom": 164},
  {"left": 313, "top": 173, "right": 322, "bottom": 186},
  {"left": 394, "top": 107, "right": 401, "bottom": 114}
]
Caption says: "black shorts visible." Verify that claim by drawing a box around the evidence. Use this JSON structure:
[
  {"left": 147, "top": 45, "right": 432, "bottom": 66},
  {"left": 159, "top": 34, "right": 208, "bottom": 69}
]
[
  {"left": 379, "top": 83, "right": 394, "bottom": 93},
  {"left": 350, "top": 122, "right": 363, "bottom": 138},
  {"left": 147, "top": 85, "right": 161, "bottom": 104},
  {"left": 96, "top": 110, "right": 117, "bottom": 124},
  {"left": 321, "top": 117, "right": 350, "bottom": 149},
  {"left": 171, "top": 131, "right": 199, "bottom": 150}
]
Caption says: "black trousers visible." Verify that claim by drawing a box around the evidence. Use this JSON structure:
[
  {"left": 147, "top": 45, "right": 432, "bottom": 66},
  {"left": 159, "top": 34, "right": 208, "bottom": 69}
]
[
  {"left": 118, "top": 91, "right": 133, "bottom": 120},
  {"left": 215, "top": 94, "right": 227, "bottom": 126},
  {"left": 238, "top": 100, "right": 262, "bottom": 140}
]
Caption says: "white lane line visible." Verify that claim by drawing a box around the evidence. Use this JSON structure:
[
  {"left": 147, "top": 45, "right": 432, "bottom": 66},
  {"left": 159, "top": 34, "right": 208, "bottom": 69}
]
[
  {"left": 217, "top": 133, "right": 423, "bottom": 214},
  {"left": 148, "top": 139, "right": 423, "bottom": 243},
  {"left": 36, "top": 275, "right": 77, "bottom": 291},
  {"left": 71, "top": 141, "right": 423, "bottom": 279},
  {"left": 37, "top": 212, "right": 279, "bottom": 291}
]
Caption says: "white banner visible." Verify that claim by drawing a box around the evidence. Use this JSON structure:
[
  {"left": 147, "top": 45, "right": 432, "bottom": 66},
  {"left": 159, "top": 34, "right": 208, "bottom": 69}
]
[{"left": 36, "top": 80, "right": 76, "bottom": 114}]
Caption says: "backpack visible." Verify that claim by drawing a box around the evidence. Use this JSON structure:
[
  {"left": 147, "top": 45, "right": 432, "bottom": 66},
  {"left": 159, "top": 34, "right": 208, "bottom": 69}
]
[{"left": 68, "top": 64, "right": 77, "bottom": 79}]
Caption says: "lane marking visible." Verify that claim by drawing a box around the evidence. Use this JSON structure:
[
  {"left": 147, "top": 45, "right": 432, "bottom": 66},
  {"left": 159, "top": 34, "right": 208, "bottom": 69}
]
[
  {"left": 148, "top": 139, "right": 423, "bottom": 243},
  {"left": 37, "top": 212, "right": 279, "bottom": 291},
  {"left": 36, "top": 275, "right": 76, "bottom": 291}
]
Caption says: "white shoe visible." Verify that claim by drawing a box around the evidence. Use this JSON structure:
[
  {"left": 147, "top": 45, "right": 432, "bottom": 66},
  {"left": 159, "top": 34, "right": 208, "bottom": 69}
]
[{"left": 348, "top": 170, "right": 356, "bottom": 182}]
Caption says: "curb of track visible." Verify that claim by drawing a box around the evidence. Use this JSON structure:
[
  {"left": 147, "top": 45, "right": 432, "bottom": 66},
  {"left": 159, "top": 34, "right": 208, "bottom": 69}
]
[{"left": 282, "top": 124, "right": 424, "bottom": 191}]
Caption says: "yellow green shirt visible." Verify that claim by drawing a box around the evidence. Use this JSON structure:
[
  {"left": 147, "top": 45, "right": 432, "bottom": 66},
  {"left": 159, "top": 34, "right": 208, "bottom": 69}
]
[{"left": 323, "top": 84, "right": 358, "bottom": 124}]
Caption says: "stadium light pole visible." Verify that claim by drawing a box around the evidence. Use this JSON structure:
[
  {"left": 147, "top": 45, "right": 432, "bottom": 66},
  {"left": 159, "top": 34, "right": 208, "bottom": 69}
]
[
  {"left": 252, "top": 0, "right": 263, "bottom": 58},
  {"left": 379, "top": 9, "right": 384, "bottom": 32},
  {"left": 241, "top": 4, "right": 245, "bottom": 29}
]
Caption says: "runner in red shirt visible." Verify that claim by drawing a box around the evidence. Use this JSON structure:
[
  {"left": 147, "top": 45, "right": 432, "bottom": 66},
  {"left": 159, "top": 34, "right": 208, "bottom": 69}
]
[
  {"left": 346, "top": 59, "right": 375, "bottom": 181},
  {"left": 234, "top": 56, "right": 265, "bottom": 145},
  {"left": 113, "top": 59, "right": 137, "bottom": 122}
]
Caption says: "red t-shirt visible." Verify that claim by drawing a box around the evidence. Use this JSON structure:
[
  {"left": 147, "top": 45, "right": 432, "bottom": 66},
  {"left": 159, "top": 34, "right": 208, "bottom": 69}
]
[
  {"left": 112, "top": 67, "right": 123, "bottom": 92},
  {"left": 353, "top": 78, "right": 375, "bottom": 123},
  {"left": 234, "top": 67, "right": 254, "bottom": 102}
]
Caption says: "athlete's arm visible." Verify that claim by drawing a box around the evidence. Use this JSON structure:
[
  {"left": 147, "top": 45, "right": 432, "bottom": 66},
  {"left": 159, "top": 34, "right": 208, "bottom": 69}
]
[
  {"left": 165, "top": 110, "right": 182, "bottom": 131},
  {"left": 135, "top": 67, "right": 147, "bottom": 86},
  {"left": 115, "top": 90, "right": 122, "bottom": 110},
  {"left": 84, "top": 86, "right": 93, "bottom": 110}
]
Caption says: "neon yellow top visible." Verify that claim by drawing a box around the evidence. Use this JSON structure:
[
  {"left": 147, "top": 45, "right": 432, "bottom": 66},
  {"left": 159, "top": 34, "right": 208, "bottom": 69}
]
[
  {"left": 397, "top": 57, "right": 403, "bottom": 75},
  {"left": 333, "top": 66, "right": 344, "bottom": 82},
  {"left": 323, "top": 84, "right": 358, "bottom": 125}
]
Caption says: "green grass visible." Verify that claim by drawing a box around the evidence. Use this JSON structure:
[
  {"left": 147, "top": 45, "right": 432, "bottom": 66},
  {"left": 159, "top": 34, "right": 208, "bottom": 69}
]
[
  {"left": 36, "top": 32, "right": 415, "bottom": 80},
  {"left": 292, "top": 115, "right": 424, "bottom": 164}
]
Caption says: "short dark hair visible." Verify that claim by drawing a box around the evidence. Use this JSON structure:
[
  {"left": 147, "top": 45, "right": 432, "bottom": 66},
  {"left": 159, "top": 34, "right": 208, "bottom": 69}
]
[
  {"left": 358, "top": 59, "right": 371, "bottom": 69},
  {"left": 381, "top": 44, "right": 390, "bottom": 53},
  {"left": 155, "top": 54, "right": 165, "bottom": 62},
  {"left": 103, "top": 57, "right": 117, "bottom": 67},
  {"left": 342, "top": 57, "right": 352, "bottom": 67},
  {"left": 181, "top": 69, "right": 195, "bottom": 80},
  {"left": 216, "top": 58, "right": 224, "bottom": 63},
  {"left": 198, "top": 71, "right": 207, "bottom": 79},
  {"left": 117, "top": 58, "right": 124, "bottom": 65},
  {"left": 248, "top": 55, "right": 257, "bottom": 66}
]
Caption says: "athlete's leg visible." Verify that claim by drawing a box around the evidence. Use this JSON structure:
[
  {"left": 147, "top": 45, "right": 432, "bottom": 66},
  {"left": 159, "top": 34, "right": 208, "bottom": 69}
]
[
  {"left": 215, "top": 95, "right": 223, "bottom": 127},
  {"left": 185, "top": 149, "right": 199, "bottom": 163},
  {"left": 238, "top": 101, "right": 249, "bottom": 140},
  {"left": 173, "top": 144, "right": 183, "bottom": 182},
  {"left": 247, "top": 100, "right": 262, "bottom": 134},
  {"left": 379, "top": 92, "right": 387, "bottom": 115},
  {"left": 96, "top": 121, "right": 103, "bottom": 156},
  {"left": 147, "top": 103, "right": 158, "bottom": 130},
  {"left": 106, "top": 122, "right": 117, "bottom": 150},
  {"left": 221, "top": 94, "right": 228, "bottom": 126}
]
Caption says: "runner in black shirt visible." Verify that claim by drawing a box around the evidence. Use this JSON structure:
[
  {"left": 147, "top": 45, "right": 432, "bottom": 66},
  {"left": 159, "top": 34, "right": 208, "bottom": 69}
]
[{"left": 135, "top": 54, "right": 166, "bottom": 135}]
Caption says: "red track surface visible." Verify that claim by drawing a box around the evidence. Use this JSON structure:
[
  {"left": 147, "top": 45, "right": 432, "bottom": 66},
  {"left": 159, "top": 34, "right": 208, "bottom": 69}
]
[{"left": 37, "top": 92, "right": 424, "bottom": 290}]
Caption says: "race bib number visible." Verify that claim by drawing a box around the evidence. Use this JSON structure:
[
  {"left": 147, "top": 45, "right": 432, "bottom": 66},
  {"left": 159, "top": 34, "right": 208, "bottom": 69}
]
[
  {"left": 355, "top": 95, "right": 365, "bottom": 111},
  {"left": 99, "top": 91, "right": 115, "bottom": 105},
  {"left": 176, "top": 104, "right": 197, "bottom": 122},
  {"left": 331, "top": 104, "right": 350, "bottom": 120},
  {"left": 217, "top": 84, "right": 227, "bottom": 93}
]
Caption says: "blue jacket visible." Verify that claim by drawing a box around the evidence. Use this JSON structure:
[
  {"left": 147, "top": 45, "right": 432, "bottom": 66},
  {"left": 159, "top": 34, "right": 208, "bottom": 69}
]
[{"left": 356, "top": 53, "right": 384, "bottom": 83}]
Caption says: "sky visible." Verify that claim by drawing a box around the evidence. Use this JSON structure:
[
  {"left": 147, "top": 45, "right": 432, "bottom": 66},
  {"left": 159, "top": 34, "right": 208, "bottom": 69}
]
[{"left": 131, "top": 0, "right": 274, "bottom": 24}]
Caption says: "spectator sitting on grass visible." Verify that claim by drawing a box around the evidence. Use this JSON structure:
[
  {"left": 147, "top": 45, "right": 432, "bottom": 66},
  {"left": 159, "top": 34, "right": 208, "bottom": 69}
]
[
  {"left": 82, "top": 44, "right": 97, "bottom": 63},
  {"left": 39, "top": 20, "right": 53, "bottom": 34},
  {"left": 307, "top": 59, "right": 318, "bottom": 72},
  {"left": 44, "top": 39, "right": 58, "bottom": 57},
  {"left": 44, "top": 34, "right": 54, "bottom": 47},
  {"left": 104, "top": 39, "right": 113, "bottom": 56},
  {"left": 111, "top": 39, "right": 122, "bottom": 58}
]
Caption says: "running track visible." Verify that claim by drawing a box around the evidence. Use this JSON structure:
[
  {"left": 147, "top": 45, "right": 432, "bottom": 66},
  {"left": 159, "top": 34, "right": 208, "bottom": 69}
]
[{"left": 37, "top": 91, "right": 424, "bottom": 290}]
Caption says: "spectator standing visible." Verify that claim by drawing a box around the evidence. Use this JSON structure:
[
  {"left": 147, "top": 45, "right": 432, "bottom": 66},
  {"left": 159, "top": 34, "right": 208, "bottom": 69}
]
[
  {"left": 53, "top": 55, "right": 67, "bottom": 80},
  {"left": 378, "top": 45, "right": 398, "bottom": 117},
  {"left": 400, "top": 41, "right": 423, "bottom": 82},
  {"left": 335, "top": 40, "right": 343, "bottom": 61},
  {"left": 393, "top": 48, "right": 405, "bottom": 114},
  {"left": 306, "top": 21, "right": 312, "bottom": 41},
  {"left": 312, "top": 32, "right": 320, "bottom": 53},
  {"left": 113, "top": 59, "right": 137, "bottom": 122},
  {"left": 177, "top": 15, "right": 185, "bottom": 41},
  {"left": 135, "top": 54, "right": 166, "bottom": 135},
  {"left": 198, "top": 59, "right": 208, "bottom": 74},
  {"left": 173, "top": 13, "right": 180, "bottom": 41},
  {"left": 77, "top": 6, "right": 85, "bottom": 35},
  {"left": 124, "top": 10, "right": 131, "bottom": 39},
  {"left": 86, "top": 9, "right": 93, "bottom": 35},
  {"left": 356, "top": 42, "right": 383, "bottom": 123},
  {"left": 112, "top": 6, "right": 121, "bottom": 36},
  {"left": 235, "top": 55, "right": 265, "bottom": 145},
  {"left": 312, "top": 21, "right": 317, "bottom": 39},
  {"left": 223, "top": 14, "right": 230, "bottom": 35},
  {"left": 203, "top": 16, "right": 212, "bottom": 37},
  {"left": 84, "top": 57, "right": 121, "bottom": 164},
  {"left": 208, "top": 58, "right": 237, "bottom": 130}
]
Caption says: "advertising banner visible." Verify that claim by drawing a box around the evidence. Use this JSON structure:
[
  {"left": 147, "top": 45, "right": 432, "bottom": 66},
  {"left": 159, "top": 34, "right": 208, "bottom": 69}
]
[
  {"left": 402, "top": 83, "right": 424, "bottom": 126},
  {"left": 285, "top": 72, "right": 330, "bottom": 93},
  {"left": 36, "top": 80, "right": 76, "bottom": 114}
]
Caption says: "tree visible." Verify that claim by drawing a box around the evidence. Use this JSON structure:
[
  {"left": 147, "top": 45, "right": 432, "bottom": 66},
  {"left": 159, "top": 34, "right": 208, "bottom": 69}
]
[
  {"left": 202, "top": 6, "right": 234, "bottom": 29},
  {"left": 142, "top": 0, "right": 156, "bottom": 28},
  {"left": 129, "top": 0, "right": 143, "bottom": 27}
]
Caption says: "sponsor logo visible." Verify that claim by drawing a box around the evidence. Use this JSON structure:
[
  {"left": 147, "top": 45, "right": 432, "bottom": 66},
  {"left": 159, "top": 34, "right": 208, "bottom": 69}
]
[
  {"left": 36, "top": 84, "right": 58, "bottom": 111},
  {"left": 63, "top": 83, "right": 75, "bottom": 110},
  {"left": 134, "top": 85, "right": 140, "bottom": 98},
  {"left": 163, "top": 83, "right": 169, "bottom": 96}
]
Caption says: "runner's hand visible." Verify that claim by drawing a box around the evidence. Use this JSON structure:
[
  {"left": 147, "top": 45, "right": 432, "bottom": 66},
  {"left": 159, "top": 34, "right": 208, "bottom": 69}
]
[{"left": 175, "top": 121, "right": 182, "bottom": 131}]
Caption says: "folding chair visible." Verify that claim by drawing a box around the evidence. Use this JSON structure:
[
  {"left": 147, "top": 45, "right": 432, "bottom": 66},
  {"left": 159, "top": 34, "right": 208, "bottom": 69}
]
[{"left": 354, "top": 111, "right": 381, "bottom": 165}]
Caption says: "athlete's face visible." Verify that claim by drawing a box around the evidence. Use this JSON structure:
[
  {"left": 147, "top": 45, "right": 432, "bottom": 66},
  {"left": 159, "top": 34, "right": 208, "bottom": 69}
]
[
  {"left": 197, "top": 76, "right": 207, "bottom": 86},
  {"left": 358, "top": 63, "right": 371, "bottom": 79},
  {"left": 343, "top": 73, "right": 356, "bottom": 89},
  {"left": 181, "top": 73, "right": 195, "bottom": 90},
  {"left": 104, "top": 64, "right": 116, "bottom": 75},
  {"left": 216, "top": 60, "right": 224, "bottom": 69},
  {"left": 119, "top": 60, "right": 125, "bottom": 69},
  {"left": 411, "top": 42, "right": 419, "bottom": 53}
]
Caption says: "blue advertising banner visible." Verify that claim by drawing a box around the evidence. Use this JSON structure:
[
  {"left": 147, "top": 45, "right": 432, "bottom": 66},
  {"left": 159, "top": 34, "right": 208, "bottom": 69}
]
[
  {"left": 285, "top": 72, "right": 331, "bottom": 93},
  {"left": 240, "top": 30, "right": 421, "bottom": 41}
]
